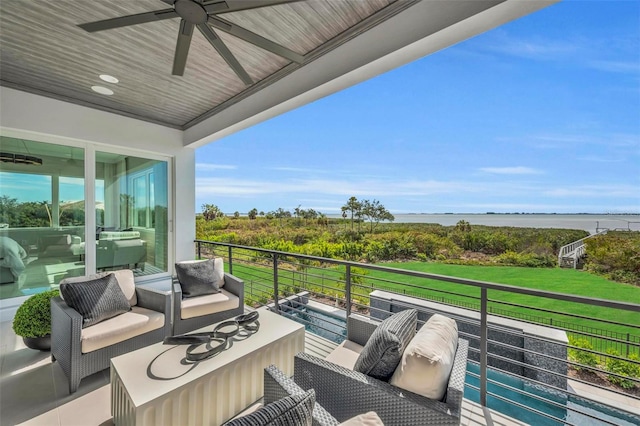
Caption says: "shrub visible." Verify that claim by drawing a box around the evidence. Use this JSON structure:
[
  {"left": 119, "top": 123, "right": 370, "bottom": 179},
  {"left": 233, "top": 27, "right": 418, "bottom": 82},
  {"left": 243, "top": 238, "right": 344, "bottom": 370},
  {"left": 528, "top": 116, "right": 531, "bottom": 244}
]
[
  {"left": 585, "top": 232, "right": 640, "bottom": 285},
  {"left": 12, "top": 289, "right": 60, "bottom": 338},
  {"left": 605, "top": 349, "right": 640, "bottom": 389},
  {"left": 495, "top": 251, "right": 555, "bottom": 268},
  {"left": 568, "top": 337, "right": 599, "bottom": 371}
]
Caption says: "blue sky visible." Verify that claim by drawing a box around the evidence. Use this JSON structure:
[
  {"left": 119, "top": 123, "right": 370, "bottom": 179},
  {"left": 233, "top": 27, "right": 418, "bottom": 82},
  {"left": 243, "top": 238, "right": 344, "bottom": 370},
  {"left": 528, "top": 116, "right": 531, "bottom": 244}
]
[{"left": 196, "top": 1, "right": 640, "bottom": 215}]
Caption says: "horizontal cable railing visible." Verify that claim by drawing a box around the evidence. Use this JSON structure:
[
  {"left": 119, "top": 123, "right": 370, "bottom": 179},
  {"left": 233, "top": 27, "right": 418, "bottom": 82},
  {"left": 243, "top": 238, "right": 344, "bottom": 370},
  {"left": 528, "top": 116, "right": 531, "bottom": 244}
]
[{"left": 196, "top": 240, "right": 640, "bottom": 426}]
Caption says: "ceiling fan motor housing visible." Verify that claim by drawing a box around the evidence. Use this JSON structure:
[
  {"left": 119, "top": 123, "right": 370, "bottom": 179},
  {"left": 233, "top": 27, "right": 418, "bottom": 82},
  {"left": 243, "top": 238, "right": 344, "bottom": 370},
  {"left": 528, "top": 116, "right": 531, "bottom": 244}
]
[{"left": 175, "top": 0, "right": 208, "bottom": 24}]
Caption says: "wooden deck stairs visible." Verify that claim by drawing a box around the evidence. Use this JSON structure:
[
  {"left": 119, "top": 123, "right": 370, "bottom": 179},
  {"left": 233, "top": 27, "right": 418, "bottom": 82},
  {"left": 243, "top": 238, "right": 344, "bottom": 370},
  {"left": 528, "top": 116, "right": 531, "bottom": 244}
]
[{"left": 557, "top": 230, "right": 607, "bottom": 268}]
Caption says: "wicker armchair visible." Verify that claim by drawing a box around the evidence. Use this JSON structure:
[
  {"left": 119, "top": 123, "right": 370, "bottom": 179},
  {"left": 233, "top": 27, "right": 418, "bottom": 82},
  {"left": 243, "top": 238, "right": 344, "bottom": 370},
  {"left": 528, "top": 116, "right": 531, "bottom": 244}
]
[
  {"left": 293, "top": 314, "right": 469, "bottom": 426},
  {"left": 263, "top": 364, "right": 340, "bottom": 426},
  {"left": 51, "top": 273, "right": 171, "bottom": 393},
  {"left": 171, "top": 272, "right": 244, "bottom": 335}
]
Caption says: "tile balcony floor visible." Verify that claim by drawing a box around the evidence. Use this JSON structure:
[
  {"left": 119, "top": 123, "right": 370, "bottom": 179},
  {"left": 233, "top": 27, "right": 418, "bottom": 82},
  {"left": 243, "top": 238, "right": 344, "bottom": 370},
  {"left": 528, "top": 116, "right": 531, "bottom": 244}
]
[{"left": 0, "top": 319, "right": 525, "bottom": 426}]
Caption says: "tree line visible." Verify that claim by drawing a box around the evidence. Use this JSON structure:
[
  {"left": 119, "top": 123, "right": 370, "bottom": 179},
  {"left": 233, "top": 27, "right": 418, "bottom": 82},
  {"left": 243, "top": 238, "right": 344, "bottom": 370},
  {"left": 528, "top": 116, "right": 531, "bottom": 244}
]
[{"left": 201, "top": 196, "right": 395, "bottom": 230}]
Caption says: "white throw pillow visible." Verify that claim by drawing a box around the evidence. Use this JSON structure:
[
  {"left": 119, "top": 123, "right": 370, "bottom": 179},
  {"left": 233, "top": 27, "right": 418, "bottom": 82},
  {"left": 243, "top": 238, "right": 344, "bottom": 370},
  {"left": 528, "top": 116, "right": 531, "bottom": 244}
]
[
  {"left": 389, "top": 313, "right": 458, "bottom": 400},
  {"left": 339, "top": 411, "right": 384, "bottom": 426}
]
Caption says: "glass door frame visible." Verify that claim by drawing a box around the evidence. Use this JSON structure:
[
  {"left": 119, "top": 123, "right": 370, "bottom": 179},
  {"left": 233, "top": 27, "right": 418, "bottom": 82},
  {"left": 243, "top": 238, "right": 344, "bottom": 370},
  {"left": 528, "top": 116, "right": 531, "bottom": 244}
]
[{"left": 0, "top": 128, "right": 174, "bottom": 284}]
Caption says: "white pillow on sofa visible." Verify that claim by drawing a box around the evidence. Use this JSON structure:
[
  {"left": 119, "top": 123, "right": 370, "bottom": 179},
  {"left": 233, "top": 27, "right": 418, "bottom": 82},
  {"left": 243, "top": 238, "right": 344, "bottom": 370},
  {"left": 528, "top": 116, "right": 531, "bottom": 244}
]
[
  {"left": 339, "top": 411, "right": 384, "bottom": 425},
  {"left": 389, "top": 313, "right": 458, "bottom": 400}
]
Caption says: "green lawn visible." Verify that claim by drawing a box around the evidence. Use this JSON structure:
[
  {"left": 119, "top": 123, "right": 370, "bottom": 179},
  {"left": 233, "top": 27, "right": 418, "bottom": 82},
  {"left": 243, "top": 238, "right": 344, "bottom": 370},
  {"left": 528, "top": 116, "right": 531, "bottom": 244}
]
[
  {"left": 229, "top": 257, "right": 640, "bottom": 350},
  {"left": 364, "top": 262, "right": 640, "bottom": 341}
]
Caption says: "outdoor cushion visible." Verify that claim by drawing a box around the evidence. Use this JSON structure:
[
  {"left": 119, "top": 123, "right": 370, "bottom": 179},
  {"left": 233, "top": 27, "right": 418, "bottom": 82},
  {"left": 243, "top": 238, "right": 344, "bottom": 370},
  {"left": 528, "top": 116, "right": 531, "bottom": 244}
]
[
  {"left": 223, "top": 389, "right": 315, "bottom": 426},
  {"left": 353, "top": 309, "right": 417, "bottom": 381},
  {"left": 0, "top": 237, "right": 27, "bottom": 279},
  {"left": 80, "top": 306, "right": 165, "bottom": 353},
  {"left": 176, "top": 258, "right": 224, "bottom": 298},
  {"left": 325, "top": 339, "right": 364, "bottom": 370},
  {"left": 59, "top": 269, "right": 137, "bottom": 306},
  {"left": 339, "top": 411, "right": 384, "bottom": 426},
  {"left": 98, "top": 230, "right": 141, "bottom": 240},
  {"left": 390, "top": 313, "right": 459, "bottom": 400},
  {"left": 60, "top": 273, "right": 131, "bottom": 328},
  {"left": 180, "top": 289, "right": 240, "bottom": 319}
]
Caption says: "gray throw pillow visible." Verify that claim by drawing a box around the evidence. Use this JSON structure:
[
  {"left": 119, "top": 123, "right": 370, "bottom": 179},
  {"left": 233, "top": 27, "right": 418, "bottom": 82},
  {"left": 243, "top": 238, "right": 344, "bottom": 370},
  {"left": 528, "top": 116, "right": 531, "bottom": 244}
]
[
  {"left": 59, "top": 273, "right": 131, "bottom": 328},
  {"left": 223, "top": 389, "right": 315, "bottom": 426},
  {"left": 353, "top": 309, "right": 417, "bottom": 381},
  {"left": 175, "top": 259, "right": 221, "bottom": 298}
]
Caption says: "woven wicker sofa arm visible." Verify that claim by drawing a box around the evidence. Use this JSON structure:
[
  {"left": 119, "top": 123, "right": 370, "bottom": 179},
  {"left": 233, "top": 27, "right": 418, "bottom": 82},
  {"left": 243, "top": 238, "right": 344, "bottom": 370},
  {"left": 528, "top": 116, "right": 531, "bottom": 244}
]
[
  {"left": 51, "top": 296, "right": 83, "bottom": 358},
  {"left": 264, "top": 365, "right": 339, "bottom": 426},
  {"left": 346, "top": 314, "right": 380, "bottom": 346},
  {"left": 294, "top": 352, "right": 462, "bottom": 426},
  {"left": 136, "top": 286, "right": 170, "bottom": 313}
]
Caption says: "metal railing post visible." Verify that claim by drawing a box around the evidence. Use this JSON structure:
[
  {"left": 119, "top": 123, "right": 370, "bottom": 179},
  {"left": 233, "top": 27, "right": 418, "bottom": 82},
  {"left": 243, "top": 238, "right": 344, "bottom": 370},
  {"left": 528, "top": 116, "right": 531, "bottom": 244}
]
[
  {"left": 345, "top": 264, "right": 352, "bottom": 317},
  {"left": 273, "top": 253, "right": 280, "bottom": 314},
  {"left": 480, "top": 287, "right": 488, "bottom": 407},
  {"left": 228, "top": 245, "right": 233, "bottom": 275},
  {"left": 197, "top": 240, "right": 201, "bottom": 259}
]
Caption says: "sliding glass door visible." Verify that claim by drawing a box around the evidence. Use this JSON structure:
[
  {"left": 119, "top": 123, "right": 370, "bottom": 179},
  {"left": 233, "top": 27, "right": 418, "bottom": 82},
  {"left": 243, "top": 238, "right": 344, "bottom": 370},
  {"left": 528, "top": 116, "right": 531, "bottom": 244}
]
[
  {"left": 0, "top": 136, "right": 170, "bottom": 300},
  {"left": 0, "top": 137, "right": 85, "bottom": 299},
  {"left": 95, "top": 152, "right": 168, "bottom": 275}
]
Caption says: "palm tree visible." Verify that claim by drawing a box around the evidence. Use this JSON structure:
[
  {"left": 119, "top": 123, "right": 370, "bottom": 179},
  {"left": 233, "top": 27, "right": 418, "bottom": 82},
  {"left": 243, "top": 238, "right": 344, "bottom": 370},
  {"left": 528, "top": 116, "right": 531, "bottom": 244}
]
[{"left": 342, "top": 196, "right": 361, "bottom": 231}]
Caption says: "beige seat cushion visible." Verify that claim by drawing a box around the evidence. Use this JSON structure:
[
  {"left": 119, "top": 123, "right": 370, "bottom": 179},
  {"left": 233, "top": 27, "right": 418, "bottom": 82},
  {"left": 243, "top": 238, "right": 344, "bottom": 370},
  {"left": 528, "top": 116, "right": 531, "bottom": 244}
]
[
  {"left": 339, "top": 411, "right": 384, "bottom": 426},
  {"left": 325, "top": 340, "right": 364, "bottom": 370},
  {"left": 59, "top": 269, "right": 137, "bottom": 306},
  {"left": 81, "top": 306, "right": 164, "bottom": 353},
  {"left": 389, "top": 313, "right": 458, "bottom": 400},
  {"left": 180, "top": 289, "right": 239, "bottom": 319}
]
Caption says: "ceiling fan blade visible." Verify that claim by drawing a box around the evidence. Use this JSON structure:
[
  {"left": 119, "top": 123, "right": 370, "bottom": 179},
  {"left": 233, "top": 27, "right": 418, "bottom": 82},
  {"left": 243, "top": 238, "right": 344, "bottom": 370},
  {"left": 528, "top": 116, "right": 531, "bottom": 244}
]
[
  {"left": 159, "top": 0, "right": 175, "bottom": 5},
  {"left": 78, "top": 9, "right": 178, "bottom": 33},
  {"left": 197, "top": 24, "right": 253, "bottom": 86},
  {"left": 207, "top": 16, "right": 303, "bottom": 63},
  {"left": 203, "top": 0, "right": 303, "bottom": 14},
  {"left": 172, "top": 19, "right": 195, "bottom": 76}
]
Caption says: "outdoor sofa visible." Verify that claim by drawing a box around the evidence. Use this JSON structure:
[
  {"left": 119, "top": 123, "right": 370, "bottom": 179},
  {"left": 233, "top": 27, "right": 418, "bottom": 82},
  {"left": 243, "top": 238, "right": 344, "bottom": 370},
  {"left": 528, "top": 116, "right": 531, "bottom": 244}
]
[
  {"left": 171, "top": 258, "right": 245, "bottom": 335},
  {"left": 293, "top": 312, "right": 469, "bottom": 426},
  {"left": 51, "top": 269, "right": 170, "bottom": 393}
]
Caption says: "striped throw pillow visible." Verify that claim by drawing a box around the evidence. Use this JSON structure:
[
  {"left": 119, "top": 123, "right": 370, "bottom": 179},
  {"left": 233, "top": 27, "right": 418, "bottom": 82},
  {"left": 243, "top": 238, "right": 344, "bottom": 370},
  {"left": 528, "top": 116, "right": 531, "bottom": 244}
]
[
  {"left": 60, "top": 273, "right": 131, "bottom": 328},
  {"left": 353, "top": 309, "right": 417, "bottom": 381},
  {"left": 223, "top": 389, "right": 315, "bottom": 426}
]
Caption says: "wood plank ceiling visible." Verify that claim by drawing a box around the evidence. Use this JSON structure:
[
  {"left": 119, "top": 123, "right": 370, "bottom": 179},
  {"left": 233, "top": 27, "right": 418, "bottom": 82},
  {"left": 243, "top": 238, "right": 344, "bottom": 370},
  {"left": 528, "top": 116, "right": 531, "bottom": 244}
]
[{"left": 0, "top": 0, "right": 409, "bottom": 129}]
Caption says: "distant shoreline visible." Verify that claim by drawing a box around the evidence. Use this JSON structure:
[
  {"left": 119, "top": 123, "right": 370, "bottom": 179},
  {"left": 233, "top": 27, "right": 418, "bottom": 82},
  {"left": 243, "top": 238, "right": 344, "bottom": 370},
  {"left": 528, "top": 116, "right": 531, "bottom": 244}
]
[
  {"left": 324, "top": 213, "right": 640, "bottom": 234},
  {"left": 399, "top": 212, "right": 640, "bottom": 215}
]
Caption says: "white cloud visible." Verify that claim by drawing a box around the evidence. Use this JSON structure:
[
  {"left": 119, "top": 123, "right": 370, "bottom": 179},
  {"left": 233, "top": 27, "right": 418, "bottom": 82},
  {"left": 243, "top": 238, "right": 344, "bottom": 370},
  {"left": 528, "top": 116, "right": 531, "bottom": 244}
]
[
  {"left": 196, "top": 163, "right": 237, "bottom": 171},
  {"left": 195, "top": 176, "right": 535, "bottom": 199},
  {"left": 479, "top": 167, "right": 543, "bottom": 175},
  {"left": 543, "top": 184, "right": 639, "bottom": 198},
  {"left": 501, "top": 133, "right": 640, "bottom": 150},
  {"left": 478, "top": 31, "right": 578, "bottom": 61},
  {"left": 588, "top": 60, "right": 640, "bottom": 74},
  {"left": 59, "top": 176, "right": 84, "bottom": 185}
]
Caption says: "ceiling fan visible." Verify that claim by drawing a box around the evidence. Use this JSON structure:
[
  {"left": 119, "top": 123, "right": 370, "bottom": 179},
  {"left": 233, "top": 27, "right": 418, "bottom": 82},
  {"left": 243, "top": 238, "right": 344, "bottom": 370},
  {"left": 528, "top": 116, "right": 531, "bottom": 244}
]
[{"left": 78, "top": 0, "right": 305, "bottom": 84}]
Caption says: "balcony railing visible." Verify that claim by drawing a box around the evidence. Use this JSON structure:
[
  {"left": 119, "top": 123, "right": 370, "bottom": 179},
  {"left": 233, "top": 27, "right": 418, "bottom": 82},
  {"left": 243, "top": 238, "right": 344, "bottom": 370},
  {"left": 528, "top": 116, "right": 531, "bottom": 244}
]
[{"left": 196, "top": 239, "right": 640, "bottom": 426}]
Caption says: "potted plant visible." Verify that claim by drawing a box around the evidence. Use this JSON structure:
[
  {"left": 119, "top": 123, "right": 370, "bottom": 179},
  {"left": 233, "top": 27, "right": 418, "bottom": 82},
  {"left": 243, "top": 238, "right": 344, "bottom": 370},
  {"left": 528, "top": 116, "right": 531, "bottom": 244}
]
[{"left": 12, "top": 289, "right": 59, "bottom": 351}]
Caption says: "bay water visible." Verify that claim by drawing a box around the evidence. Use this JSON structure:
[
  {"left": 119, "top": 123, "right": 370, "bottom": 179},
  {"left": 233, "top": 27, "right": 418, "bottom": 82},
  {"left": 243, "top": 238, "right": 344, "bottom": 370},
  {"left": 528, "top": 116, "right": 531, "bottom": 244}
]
[{"left": 327, "top": 213, "right": 640, "bottom": 234}]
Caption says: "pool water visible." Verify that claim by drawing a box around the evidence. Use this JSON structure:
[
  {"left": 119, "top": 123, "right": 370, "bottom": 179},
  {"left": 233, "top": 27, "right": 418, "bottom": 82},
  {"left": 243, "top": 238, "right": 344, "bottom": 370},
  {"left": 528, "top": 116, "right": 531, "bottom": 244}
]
[
  {"left": 464, "top": 362, "right": 639, "bottom": 426},
  {"left": 285, "top": 306, "right": 640, "bottom": 426},
  {"left": 282, "top": 305, "right": 347, "bottom": 343}
]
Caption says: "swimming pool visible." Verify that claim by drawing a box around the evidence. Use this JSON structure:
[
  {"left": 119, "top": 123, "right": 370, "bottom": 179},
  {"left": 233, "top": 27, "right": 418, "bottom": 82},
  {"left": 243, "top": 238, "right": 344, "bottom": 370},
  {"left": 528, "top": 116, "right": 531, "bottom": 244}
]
[{"left": 284, "top": 305, "right": 640, "bottom": 426}]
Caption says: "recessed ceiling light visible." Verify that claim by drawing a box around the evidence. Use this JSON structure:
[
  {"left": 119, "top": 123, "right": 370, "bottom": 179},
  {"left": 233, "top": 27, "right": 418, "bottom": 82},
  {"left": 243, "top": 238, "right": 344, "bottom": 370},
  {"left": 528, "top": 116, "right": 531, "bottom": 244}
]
[
  {"left": 99, "top": 74, "right": 119, "bottom": 84},
  {"left": 91, "top": 85, "right": 114, "bottom": 95}
]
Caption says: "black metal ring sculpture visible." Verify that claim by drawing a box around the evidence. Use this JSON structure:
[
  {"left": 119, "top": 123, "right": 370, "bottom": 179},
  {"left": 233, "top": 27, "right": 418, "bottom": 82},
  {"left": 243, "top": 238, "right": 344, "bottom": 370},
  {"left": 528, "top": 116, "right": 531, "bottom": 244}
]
[{"left": 163, "top": 311, "right": 261, "bottom": 362}]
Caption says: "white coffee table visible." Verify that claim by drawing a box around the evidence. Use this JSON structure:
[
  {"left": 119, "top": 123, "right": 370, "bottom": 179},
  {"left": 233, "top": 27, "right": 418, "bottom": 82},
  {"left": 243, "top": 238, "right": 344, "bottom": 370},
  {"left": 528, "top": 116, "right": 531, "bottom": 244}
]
[{"left": 110, "top": 308, "right": 305, "bottom": 426}]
